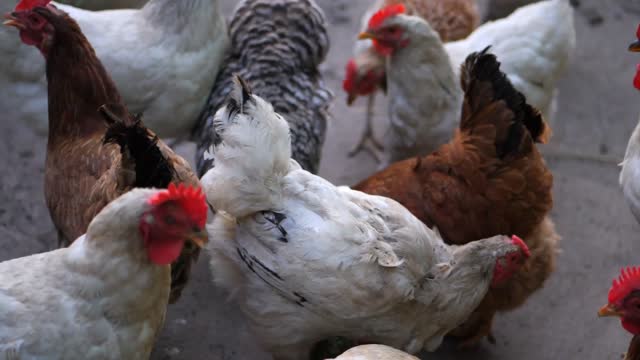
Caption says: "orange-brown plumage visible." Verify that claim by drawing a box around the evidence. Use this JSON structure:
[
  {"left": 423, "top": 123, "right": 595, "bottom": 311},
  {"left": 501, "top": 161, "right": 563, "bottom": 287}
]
[
  {"left": 383, "top": 0, "right": 479, "bottom": 42},
  {"left": 354, "top": 49, "right": 557, "bottom": 345},
  {"left": 8, "top": 4, "right": 200, "bottom": 303}
]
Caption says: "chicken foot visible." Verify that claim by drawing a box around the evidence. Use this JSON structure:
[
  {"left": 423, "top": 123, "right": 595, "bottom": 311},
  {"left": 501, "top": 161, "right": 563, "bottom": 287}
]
[{"left": 348, "top": 93, "right": 385, "bottom": 163}]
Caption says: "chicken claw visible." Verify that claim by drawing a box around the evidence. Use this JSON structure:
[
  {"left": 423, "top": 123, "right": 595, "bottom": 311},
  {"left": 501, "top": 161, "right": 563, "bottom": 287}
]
[{"left": 348, "top": 93, "right": 384, "bottom": 162}]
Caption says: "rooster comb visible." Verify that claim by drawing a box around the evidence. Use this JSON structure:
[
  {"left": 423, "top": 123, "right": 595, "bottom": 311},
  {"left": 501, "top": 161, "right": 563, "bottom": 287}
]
[
  {"left": 510, "top": 235, "right": 530, "bottom": 258},
  {"left": 368, "top": 4, "right": 406, "bottom": 29},
  {"left": 15, "top": 0, "right": 51, "bottom": 11},
  {"left": 148, "top": 183, "right": 208, "bottom": 227},
  {"left": 609, "top": 267, "right": 640, "bottom": 304},
  {"left": 343, "top": 58, "right": 357, "bottom": 93}
]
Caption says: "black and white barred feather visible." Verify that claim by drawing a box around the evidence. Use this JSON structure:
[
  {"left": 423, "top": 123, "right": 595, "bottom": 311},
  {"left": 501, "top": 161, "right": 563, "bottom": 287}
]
[{"left": 192, "top": 0, "right": 333, "bottom": 176}]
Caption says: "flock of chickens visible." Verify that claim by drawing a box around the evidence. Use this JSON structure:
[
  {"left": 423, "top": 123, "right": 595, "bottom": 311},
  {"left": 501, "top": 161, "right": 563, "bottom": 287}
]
[{"left": 0, "top": 0, "right": 638, "bottom": 359}]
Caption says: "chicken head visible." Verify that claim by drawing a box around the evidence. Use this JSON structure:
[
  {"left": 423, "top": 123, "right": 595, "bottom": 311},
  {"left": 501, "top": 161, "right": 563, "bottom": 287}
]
[
  {"left": 140, "top": 183, "right": 208, "bottom": 265},
  {"left": 3, "top": 0, "right": 57, "bottom": 55},
  {"left": 599, "top": 267, "right": 640, "bottom": 335}
]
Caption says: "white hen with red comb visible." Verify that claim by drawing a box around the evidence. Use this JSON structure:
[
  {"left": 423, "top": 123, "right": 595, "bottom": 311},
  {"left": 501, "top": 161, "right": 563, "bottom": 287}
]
[
  {"left": 201, "top": 77, "right": 530, "bottom": 360},
  {"left": 0, "top": 186, "right": 207, "bottom": 359}
]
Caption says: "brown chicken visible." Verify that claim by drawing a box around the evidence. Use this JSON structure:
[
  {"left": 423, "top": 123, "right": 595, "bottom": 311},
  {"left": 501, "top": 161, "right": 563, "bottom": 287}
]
[
  {"left": 353, "top": 48, "right": 558, "bottom": 346},
  {"left": 4, "top": 0, "right": 201, "bottom": 303}
]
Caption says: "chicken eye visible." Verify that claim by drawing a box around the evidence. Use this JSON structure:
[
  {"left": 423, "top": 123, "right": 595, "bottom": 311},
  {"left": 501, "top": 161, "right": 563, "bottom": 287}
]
[
  {"left": 385, "top": 27, "right": 400, "bottom": 35},
  {"left": 28, "top": 14, "right": 42, "bottom": 26}
]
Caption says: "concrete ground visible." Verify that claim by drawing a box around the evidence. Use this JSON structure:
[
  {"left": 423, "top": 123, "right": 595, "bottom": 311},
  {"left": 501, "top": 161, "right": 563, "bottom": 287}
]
[{"left": 0, "top": 0, "right": 638, "bottom": 359}]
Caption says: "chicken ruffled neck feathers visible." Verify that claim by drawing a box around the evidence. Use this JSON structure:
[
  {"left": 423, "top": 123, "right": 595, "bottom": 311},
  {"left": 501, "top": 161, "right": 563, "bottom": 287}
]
[{"left": 37, "top": 8, "right": 122, "bottom": 140}]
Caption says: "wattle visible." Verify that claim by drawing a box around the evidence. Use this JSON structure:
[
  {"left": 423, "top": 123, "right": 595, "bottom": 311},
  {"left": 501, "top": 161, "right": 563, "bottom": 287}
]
[
  {"left": 372, "top": 39, "right": 393, "bottom": 56},
  {"left": 146, "top": 238, "right": 185, "bottom": 265}
]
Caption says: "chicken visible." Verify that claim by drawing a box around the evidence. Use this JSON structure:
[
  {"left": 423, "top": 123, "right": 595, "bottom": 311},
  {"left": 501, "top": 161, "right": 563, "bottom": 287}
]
[
  {"left": 193, "top": 0, "right": 332, "bottom": 176},
  {"left": 353, "top": 0, "right": 574, "bottom": 166},
  {"left": 620, "top": 27, "right": 640, "bottom": 224},
  {"left": 328, "top": 344, "right": 419, "bottom": 360},
  {"left": 199, "top": 75, "right": 530, "bottom": 359},
  {"left": 3, "top": 0, "right": 202, "bottom": 302},
  {"left": 353, "top": 48, "right": 558, "bottom": 346},
  {"left": 598, "top": 267, "right": 640, "bottom": 360},
  {"left": 0, "top": 0, "right": 228, "bottom": 138},
  {"left": 343, "top": 0, "right": 480, "bottom": 160},
  {"left": 0, "top": 184, "right": 208, "bottom": 359}
]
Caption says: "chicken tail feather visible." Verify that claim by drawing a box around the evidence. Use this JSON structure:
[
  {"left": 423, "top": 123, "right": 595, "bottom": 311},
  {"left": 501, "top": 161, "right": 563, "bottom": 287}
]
[
  {"left": 459, "top": 47, "right": 549, "bottom": 158},
  {"left": 201, "top": 75, "right": 292, "bottom": 218},
  {"left": 101, "top": 104, "right": 175, "bottom": 189}
]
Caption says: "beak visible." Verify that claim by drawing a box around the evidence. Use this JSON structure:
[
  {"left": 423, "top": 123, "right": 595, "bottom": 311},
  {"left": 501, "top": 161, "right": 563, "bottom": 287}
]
[
  {"left": 346, "top": 93, "right": 357, "bottom": 106},
  {"left": 598, "top": 303, "right": 623, "bottom": 317},
  {"left": 3, "top": 13, "right": 23, "bottom": 29},
  {"left": 187, "top": 227, "right": 208, "bottom": 248},
  {"left": 358, "top": 32, "right": 375, "bottom": 40},
  {"left": 630, "top": 40, "right": 640, "bottom": 52}
]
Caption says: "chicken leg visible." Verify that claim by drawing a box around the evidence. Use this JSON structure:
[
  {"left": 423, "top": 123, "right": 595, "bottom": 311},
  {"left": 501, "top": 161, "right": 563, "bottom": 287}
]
[{"left": 348, "top": 93, "right": 384, "bottom": 162}]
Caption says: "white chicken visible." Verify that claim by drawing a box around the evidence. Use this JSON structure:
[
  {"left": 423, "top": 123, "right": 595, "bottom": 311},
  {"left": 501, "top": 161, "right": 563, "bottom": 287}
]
[
  {"left": 0, "top": 0, "right": 228, "bottom": 138},
  {"left": 357, "top": 0, "right": 575, "bottom": 165},
  {"left": 329, "top": 344, "right": 419, "bottom": 360},
  {"left": 0, "top": 184, "right": 208, "bottom": 359},
  {"left": 200, "top": 76, "right": 531, "bottom": 359},
  {"left": 620, "top": 34, "right": 640, "bottom": 224}
]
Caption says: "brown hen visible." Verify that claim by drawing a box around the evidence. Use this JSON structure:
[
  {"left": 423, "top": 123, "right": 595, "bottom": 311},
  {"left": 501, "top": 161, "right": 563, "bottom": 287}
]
[
  {"left": 353, "top": 48, "right": 558, "bottom": 346},
  {"left": 5, "top": 2, "right": 200, "bottom": 303}
]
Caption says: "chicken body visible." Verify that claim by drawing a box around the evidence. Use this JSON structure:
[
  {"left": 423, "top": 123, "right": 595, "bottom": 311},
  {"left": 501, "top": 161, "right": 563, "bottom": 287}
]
[
  {"left": 0, "top": 0, "right": 228, "bottom": 138},
  {"left": 5, "top": 4, "right": 201, "bottom": 303},
  {"left": 360, "top": 0, "right": 574, "bottom": 165},
  {"left": 620, "top": 118, "right": 640, "bottom": 223},
  {"left": 0, "top": 189, "right": 171, "bottom": 359},
  {"left": 193, "top": 0, "right": 332, "bottom": 176},
  {"left": 445, "top": 0, "right": 575, "bottom": 123},
  {"left": 329, "top": 344, "right": 419, "bottom": 359},
  {"left": 200, "top": 77, "right": 528, "bottom": 359},
  {"left": 354, "top": 49, "right": 557, "bottom": 345}
]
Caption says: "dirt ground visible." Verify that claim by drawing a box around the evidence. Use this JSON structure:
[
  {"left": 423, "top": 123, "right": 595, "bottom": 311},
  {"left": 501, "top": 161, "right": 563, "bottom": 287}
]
[{"left": 1, "top": 0, "right": 639, "bottom": 359}]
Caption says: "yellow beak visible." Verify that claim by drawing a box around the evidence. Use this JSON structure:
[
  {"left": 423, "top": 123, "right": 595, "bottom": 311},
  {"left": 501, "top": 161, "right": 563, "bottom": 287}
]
[
  {"left": 598, "top": 303, "right": 623, "bottom": 317},
  {"left": 358, "top": 32, "right": 375, "bottom": 40},
  {"left": 3, "top": 13, "right": 23, "bottom": 29},
  {"left": 630, "top": 40, "right": 640, "bottom": 52}
]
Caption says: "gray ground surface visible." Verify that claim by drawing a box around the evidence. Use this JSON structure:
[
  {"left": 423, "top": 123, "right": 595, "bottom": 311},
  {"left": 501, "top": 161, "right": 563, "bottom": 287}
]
[{"left": 1, "top": 0, "right": 638, "bottom": 359}]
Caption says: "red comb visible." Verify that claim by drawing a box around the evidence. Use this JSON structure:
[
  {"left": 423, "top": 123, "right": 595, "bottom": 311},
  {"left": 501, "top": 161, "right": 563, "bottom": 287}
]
[
  {"left": 609, "top": 267, "right": 640, "bottom": 304},
  {"left": 148, "top": 183, "right": 208, "bottom": 228},
  {"left": 368, "top": 4, "right": 406, "bottom": 30},
  {"left": 635, "top": 64, "right": 640, "bottom": 91},
  {"left": 511, "top": 235, "right": 530, "bottom": 258},
  {"left": 343, "top": 58, "right": 357, "bottom": 93},
  {"left": 636, "top": 24, "right": 640, "bottom": 39},
  {"left": 14, "top": 0, "right": 51, "bottom": 11}
]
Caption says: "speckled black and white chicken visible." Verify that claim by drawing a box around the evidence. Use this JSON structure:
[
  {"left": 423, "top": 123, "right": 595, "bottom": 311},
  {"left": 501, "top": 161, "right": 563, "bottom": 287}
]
[
  {"left": 193, "top": 0, "right": 333, "bottom": 176},
  {"left": 199, "top": 76, "right": 530, "bottom": 360}
]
